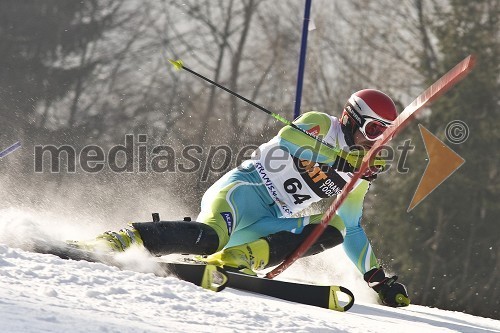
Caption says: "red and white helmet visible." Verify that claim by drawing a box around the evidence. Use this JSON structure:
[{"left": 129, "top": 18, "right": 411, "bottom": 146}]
[{"left": 341, "top": 89, "right": 398, "bottom": 141}]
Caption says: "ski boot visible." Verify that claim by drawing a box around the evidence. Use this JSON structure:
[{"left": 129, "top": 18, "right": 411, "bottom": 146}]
[
  {"left": 202, "top": 239, "right": 270, "bottom": 276},
  {"left": 67, "top": 226, "right": 143, "bottom": 253}
]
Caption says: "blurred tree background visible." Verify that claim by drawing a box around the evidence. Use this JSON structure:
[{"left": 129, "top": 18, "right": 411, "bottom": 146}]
[{"left": 0, "top": 0, "right": 498, "bottom": 318}]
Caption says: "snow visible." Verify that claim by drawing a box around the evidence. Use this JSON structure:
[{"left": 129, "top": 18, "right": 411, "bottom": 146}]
[{"left": 1, "top": 209, "right": 500, "bottom": 332}]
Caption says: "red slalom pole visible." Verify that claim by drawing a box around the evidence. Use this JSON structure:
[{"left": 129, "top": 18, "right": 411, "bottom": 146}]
[{"left": 266, "top": 55, "right": 476, "bottom": 279}]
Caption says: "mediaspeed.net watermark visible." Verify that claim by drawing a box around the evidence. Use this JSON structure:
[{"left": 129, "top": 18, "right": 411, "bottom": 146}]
[
  {"left": 407, "top": 120, "right": 468, "bottom": 211},
  {"left": 33, "top": 134, "right": 257, "bottom": 181},
  {"left": 32, "top": 119, "right": 468, "bottom": 185},
  {"left": 32, "top": 134, "right": 416, "bottom": 180}
]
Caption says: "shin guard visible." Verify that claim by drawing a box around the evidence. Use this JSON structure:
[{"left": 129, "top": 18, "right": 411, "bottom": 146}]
[
  {"left": 264, "top": 225, "right": 344, "bottom": 267},
  {"left": 132, "top": 221, "right": 219, "bottom": 256}
]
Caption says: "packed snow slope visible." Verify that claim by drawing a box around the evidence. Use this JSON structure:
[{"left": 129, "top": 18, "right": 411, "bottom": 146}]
[
  {"left": 3, "top": 248, "right": 500, "bottom": 332},
  {"left": 1, "top": 209, "right": 499, "bottom": 333}
]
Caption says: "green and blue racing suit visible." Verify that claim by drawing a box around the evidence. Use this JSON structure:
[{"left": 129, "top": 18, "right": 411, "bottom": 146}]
[{"left": 197, "top": 111, "right": 379, "bottom": 274}]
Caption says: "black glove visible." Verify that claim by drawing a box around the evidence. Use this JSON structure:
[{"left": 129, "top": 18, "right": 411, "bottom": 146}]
[
  {"left": 361, "top": 165, "right": 383, "bottom": 181},
  {"left": 364, "top": 267, "right": 410, "bottom": 307},
  {"left": 334, "top": 150, "right": 386, "bottom": 181}
]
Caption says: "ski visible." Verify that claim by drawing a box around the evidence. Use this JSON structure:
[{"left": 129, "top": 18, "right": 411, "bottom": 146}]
[
  {"left": 27, "top": 238, "right": 354, "bottom": 311},
  {"left": 157, "top": 261, "right": 354, "bottom": 312},
  {"left": 215, "top": 268, "right": 355, "bottom": 312},
  {"left": 28, "top": 238, "right": 228, "bottom": 292}
]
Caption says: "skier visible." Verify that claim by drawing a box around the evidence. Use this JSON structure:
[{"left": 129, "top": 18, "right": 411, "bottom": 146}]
[{"left": 73, "top": 89, "right": 410, "bottom": 307}]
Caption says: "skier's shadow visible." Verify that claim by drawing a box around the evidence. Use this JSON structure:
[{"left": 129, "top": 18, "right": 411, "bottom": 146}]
[{"left": 350, "top": 304, "right": 499, "bottom": 333}]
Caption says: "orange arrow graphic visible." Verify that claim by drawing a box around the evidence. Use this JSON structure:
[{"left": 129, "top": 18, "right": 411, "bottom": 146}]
[{"left": 408, "top": 125, "right": 465, "bottom": 212}]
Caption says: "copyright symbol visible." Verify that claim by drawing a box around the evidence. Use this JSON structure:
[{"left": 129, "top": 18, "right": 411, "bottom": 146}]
[{"left": 445, "top": 120, "right": 469, "bottom": 144}]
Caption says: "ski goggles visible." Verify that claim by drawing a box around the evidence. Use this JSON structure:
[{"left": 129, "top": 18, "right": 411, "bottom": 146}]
[
  {"left": 344, "top": 104, "right": 392, "bottom": 141},
  {"left": 359, "top": 117, "right": 391, "bottom": 141}
]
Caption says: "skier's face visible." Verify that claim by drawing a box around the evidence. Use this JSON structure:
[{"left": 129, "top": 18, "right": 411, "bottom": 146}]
[{"left": 353, "top": 129, "right": 374, "bottom": 150}]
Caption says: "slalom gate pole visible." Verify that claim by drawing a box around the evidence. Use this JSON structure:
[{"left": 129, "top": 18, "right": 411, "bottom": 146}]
[
  {"left": 293, "top": 0, "right": 313, "bottom": 119},
  {"left": 168, "top": 59, "right": 353, "bottom": 162},
  {"left": 265, "top": 55, "right": 476, "bottom": 279}
]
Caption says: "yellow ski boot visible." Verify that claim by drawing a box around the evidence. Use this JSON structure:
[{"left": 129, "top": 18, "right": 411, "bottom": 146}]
[
  {"left": 67, "top": 226, "right": 143, "bottom": 253},
  {"left": 203, "top": 239, "right": 270, "bottom": 275}
]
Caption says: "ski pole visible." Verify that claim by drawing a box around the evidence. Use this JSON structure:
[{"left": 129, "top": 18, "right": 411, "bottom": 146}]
[{"left": 169, "top": 59, "right": 356, "bottom": 163}]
